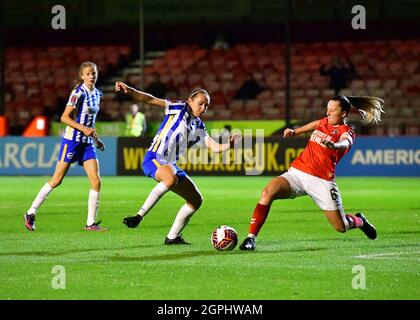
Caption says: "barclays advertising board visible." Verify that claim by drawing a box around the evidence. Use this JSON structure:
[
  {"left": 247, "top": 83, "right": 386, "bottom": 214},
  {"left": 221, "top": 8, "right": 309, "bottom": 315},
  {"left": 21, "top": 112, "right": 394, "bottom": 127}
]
[
  {"left": 0, "top": 137, "right": 117, "bottom": 176},
  {"left": 336, "top": 137, "right": 420, "bottom": 177}
]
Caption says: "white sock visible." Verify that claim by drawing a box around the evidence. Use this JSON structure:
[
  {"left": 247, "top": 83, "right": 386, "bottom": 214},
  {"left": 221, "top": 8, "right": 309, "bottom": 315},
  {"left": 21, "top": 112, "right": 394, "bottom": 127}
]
[
  {"left": 87, "top": 189, "right": 100, "bottom": 226},
  {"left": 167, "top": 204, "right": 196, "bottom": 239},
  {"left": 137, "top": 182, "right": 169, "bottom": 217},
  {"left": 28, "top": 182, "right": 53, "bottom": 215}
]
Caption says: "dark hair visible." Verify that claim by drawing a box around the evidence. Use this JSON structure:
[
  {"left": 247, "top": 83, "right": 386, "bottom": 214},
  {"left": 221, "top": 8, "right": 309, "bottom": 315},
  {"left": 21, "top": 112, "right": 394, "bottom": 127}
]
[
  {"left": 332, "top": 95, "right": 385, "bottom": 124},
  {"left": 188, "top": 88, "right": 210, "bottom": 101}
]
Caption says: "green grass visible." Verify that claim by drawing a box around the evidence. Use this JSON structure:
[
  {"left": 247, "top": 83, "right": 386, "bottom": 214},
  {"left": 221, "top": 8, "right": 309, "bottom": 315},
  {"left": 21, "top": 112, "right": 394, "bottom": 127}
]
[{"left": 0, "top": 176, "right": 419, "bottom": 300}]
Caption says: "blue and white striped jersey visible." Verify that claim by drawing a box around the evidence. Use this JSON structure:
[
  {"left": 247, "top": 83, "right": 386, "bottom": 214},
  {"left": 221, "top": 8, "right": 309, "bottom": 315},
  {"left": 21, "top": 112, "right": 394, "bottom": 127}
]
[
  {"left": 148, "top": 100, "right": 209, "bottom": 163},
  {"left": 63, "top": 84, "right": 102, "bottom": 143}
]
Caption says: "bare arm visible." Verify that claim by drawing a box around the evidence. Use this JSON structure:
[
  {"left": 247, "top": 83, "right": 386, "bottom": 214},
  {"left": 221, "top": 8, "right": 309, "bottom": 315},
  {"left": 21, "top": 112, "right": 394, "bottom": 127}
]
[
  {"left": 115, "top": 81, "right": 166, "bottom": 108},
  {"left": 205, "top": 134, "right": 242, "bottom": 153},
  {"left": 283, "top": 120, "right": 320, "bottom": 138},
  {"left": 60, "top": 106, "right": 95, "bottom": 137}
]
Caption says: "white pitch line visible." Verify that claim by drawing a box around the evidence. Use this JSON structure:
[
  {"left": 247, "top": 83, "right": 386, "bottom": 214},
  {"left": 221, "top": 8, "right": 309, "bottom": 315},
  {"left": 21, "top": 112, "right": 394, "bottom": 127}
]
[{"left": 354, "top": 251, "right": 420, "bottom": 260}]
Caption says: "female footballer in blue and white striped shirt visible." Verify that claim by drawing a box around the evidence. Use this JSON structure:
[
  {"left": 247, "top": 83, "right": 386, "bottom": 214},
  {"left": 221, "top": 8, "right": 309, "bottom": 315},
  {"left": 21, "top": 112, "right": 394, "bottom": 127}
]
[
  {"left": 116, "top": 81, "right": 241, "bottom": 244},
  {"left": 24, "top": 62, "right": 106, "bottom": 232}
]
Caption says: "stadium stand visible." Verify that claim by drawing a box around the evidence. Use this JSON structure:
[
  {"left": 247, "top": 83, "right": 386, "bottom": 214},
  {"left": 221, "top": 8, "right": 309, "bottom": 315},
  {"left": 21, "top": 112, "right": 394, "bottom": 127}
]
[
  {"left": 4, "top": 45, "right": 132, "bottom": 134},
  {"left": 5, "top": 40, "right": 420, "bottom": 135},
  {"left": 125, "top": 39, "right": 419, "bottom": 134}
]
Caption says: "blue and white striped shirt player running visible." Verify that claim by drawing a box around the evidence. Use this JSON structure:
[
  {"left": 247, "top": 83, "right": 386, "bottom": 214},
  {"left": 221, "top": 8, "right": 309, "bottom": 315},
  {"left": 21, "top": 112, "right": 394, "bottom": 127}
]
[
  {"left": 143, "top": 99, "right": 208, "bottom": 179},
  {"left": 57, "top": 83, "right": 103, "bottom": 166}
]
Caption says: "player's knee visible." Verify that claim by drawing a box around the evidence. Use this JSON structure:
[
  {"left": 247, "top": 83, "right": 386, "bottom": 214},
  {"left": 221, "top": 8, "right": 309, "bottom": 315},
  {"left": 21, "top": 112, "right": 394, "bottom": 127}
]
[
  {"left": 95, "top": 179, "right": 101, "bottom": 190},
  {"left": 193, "top": 194, "right": 203, "bottom": 210},
  {"left": 187, "top": 193, "right": 203, "bottom": 211},
  {"left": 164, "top": 175, "right": 178, "bottom": 188},
  {"left": 160, "top": 174, "right": 178, "bottom": 188},
  {"left": 261, "top": 187, "right": 273, "bottom": 203},
  {"left": 90, "top": 176, "right": 101, "bottom": 190}
]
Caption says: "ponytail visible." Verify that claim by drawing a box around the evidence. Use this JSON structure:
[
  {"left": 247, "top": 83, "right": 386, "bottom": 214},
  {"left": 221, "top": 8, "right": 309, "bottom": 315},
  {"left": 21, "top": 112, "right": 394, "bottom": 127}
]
[
  {"left": 347, "top": 96, "right": 385, "bottom": 125},
  {"left": 332, "top": 95, "right": 384, "bottom": 125}
]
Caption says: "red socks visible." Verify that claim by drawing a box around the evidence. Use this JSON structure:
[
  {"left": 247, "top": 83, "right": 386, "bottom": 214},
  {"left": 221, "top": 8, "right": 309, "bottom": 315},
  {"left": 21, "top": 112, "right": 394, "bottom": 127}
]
[
  {"left": 248, "top": 205, "right": 363, "bottom": 236},
  {"left": 249, "top": 203, "right": 271, "bottom": 237}
]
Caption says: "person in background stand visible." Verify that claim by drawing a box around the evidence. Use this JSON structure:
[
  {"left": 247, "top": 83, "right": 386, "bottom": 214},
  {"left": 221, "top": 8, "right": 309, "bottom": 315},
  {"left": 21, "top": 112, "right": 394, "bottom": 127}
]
[
  {"left": 125, "top": 103, "right": 147, "bottom": 137},
  {"left": 320, "top": 55, "right": 355, "bottom": 95}
]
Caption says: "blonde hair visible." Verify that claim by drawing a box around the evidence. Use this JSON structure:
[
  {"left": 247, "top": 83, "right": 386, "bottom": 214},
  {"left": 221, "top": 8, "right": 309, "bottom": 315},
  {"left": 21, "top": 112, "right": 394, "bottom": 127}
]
[
  {"left": 347, "top": 96, "right": 385, "bottom": 124},
  {"left": 73, "top": 61, "right": 98, "bottom": 90},
  {"left": 333, "top": 95, "right": 385, "bottom": 125}
]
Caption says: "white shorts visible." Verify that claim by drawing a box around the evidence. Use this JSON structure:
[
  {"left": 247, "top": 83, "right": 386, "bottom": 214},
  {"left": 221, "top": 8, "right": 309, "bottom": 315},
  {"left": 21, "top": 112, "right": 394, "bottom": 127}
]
[{"left": 281, "top": 167, "right": 343, "bottom": 211}]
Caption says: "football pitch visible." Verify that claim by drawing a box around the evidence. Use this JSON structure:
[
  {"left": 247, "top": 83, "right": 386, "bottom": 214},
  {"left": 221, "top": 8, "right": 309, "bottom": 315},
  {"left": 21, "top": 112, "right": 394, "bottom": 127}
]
[{"left": 0, "top": 176, "right": 419, "bottom": 300}]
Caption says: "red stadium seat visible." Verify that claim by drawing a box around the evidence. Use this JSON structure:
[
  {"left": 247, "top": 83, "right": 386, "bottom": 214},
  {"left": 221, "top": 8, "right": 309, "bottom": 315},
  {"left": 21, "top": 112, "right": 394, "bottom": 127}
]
[
  {"left": 366, "top": 79, "right": 381, "bottom": 90},
  {"left": 4, "top": 40, "right": 419, "bottom": 131}
]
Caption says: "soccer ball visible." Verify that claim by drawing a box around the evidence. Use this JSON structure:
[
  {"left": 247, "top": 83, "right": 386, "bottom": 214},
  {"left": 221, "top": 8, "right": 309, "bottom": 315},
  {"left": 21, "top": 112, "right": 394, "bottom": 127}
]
[{"left": 211, "top": 225, "right": 238, "bottom": 251}]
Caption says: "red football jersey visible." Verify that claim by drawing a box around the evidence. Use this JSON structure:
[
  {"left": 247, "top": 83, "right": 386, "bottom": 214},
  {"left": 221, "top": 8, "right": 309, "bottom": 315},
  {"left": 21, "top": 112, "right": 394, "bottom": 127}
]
[{"left": 291, "top": 117, "right": 355, "bottom": 181}]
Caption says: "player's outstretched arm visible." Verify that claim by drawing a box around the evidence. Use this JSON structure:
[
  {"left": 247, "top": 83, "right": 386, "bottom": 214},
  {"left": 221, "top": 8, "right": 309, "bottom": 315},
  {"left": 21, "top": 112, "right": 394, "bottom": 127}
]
[
  {"left": 283, "top": 120, "right": 320, "bottom": 138},
  {"left": 115, "top": 81, "right": 166, "bottom": 108},
  {"left": 321, "top": 138, "right": 350, "bottom": 150},
  {"left": 205, "top": 133, "right": 242, "bottom": 153}
]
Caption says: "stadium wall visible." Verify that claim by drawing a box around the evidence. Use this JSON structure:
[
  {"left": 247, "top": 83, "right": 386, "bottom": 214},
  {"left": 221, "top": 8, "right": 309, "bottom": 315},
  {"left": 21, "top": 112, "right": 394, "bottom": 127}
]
[
  {"left": 0, "top": 137, "right": 419, "bottom": 176},
  {"left": 0, "top": 137, "right": 117, "bottom": 176},
  {"left": 336, "top": 137, "right": 420, "bottom": 177}
]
